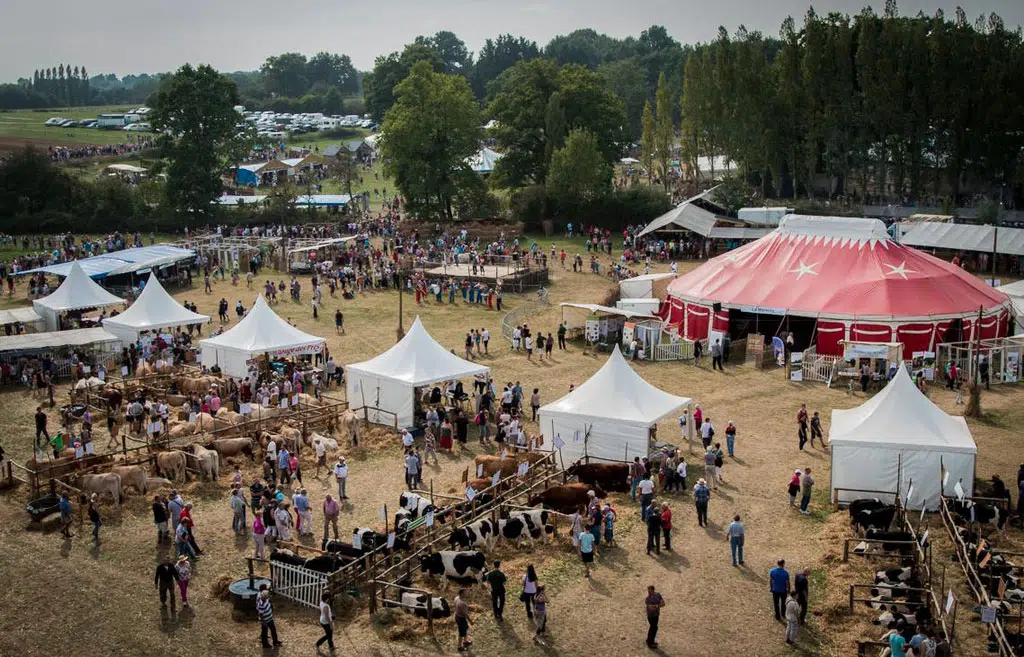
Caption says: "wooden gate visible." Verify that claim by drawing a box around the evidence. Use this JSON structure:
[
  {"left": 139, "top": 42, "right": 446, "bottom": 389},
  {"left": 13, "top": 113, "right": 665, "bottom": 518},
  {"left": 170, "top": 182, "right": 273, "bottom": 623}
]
[{"left": 270, "top": 560, "right": 328, "bottom": 609}]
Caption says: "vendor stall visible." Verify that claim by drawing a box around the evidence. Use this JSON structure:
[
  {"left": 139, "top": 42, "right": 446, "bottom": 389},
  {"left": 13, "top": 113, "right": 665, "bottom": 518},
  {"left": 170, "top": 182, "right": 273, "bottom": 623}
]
[
  {"left": 559, "top": 303, "right": 660, "bottom": 351},
  {"left": 199, "top": 296, "right": 326, "bottom": 379},
  {"left": 102, "top": 273, "right": 210, "bottom": 344},
  {"left": 0, "top": 327, "right": 122, "bottom": 380},
  {"left": 346, "top": 317, "right": 489, "bottom": 428},
  {"left": 32, "top": 261, "right": 125, "bottom": 331},
  {"left": 833, "top": 341, "right": 904, "bottom": 391},
  {"left": 0, "top": 307, "right": 45, "bottom": 334}
]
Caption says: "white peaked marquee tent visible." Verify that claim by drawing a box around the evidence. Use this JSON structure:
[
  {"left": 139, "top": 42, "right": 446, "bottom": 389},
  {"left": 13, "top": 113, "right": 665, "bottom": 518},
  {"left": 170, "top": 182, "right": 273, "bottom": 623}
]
[
  {"left": 829, "top": 365, "right": 976, "bottom": 510},
  {"left": 346, "top": 316, "right": 489, "bottom": 428},
  {"left": 199, "top": 296, "right": 326, "bottom": 378},
  {"left": 102, "top": 273, "right": 210, "bottom": 343},
  {"left": 33, "top": 261, "right": 125, "bottom": 331},
  {"left": 538, "top": 346, "right": 693, "bottom": 463}
]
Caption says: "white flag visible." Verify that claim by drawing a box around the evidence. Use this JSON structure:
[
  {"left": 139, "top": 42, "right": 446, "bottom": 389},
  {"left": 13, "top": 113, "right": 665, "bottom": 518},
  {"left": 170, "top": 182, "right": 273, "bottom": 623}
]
[
  {"left": 387, "top": 532, "right": 395, "bottom": 548},
  {"left": 945, "top": 590, "right": 954, "bottom": 614},
  {"left": 466, "top": 486, "right": 476, "bottom": 500},
  {"left": 280, "top": 398, "right": 288, "bottom": 409},
  {"left": 425, "top": 511, "right": 435, "bottom": 527},
  {"left": 352, "top": 532, "right": 362, "bottom": 550},
  {"left": 920, "top": 530, "right": 929, "bottom": 546},
  {"left": 954, "top": 480, "right": 965, "bottom": 501},
  {"left": 379, "top": 505, "right": 387, "bottom": 521},
  {"left": 477, "top": 463, "right": 484, "bottom": 477},
  {"left": 491, "top": 471, "right": 500, "bottom": 487},
  {"left": 120, "top": 366, "right": 129, "bottom": 376},
  {"left": 553, "top": 435, "right": 565, "bottom": 450},
  {"left": 517, "top": 462, "right": 529, "bottom": 477}
]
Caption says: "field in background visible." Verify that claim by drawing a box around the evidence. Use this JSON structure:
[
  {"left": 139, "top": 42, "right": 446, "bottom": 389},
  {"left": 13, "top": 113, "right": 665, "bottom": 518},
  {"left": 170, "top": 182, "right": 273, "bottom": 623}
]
[{"left": 0, "top": 105, "right": 149, "bottom": 148}]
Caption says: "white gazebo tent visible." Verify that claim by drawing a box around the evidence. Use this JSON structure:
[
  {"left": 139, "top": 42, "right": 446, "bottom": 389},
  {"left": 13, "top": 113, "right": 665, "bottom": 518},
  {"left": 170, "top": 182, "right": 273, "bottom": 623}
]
[
  {"left": 346, "top": 316, "right": 489, "bottom": 428},
  {"left": 829, "top": 366, "right": 976, "bottom": 510},
  {"left": 102, "top": 273, "right": 210, "bottom": 343},
  {"left": 33, "top": 261, "right": 125, "bottom": 331},
  {"left": 538, "top": 346, "right": 693, "bottom": 463},
  {"left": 618, "top": 272, "right": 675, "bottom": 300},
  {"left": 199, "top": 296, "right": 326, "bottom": 378}
]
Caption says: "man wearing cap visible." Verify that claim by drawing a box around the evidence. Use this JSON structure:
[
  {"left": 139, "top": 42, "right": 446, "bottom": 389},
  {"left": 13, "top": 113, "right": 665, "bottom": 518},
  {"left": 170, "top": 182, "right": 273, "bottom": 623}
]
[
  {"left": 693, "top": 478, "right": 711, "bottom": 527},
  {"left": 322, "top": 494, "right": 340, "bottom": 541},
  {"left": 314, "top": 437, "right": 327, "bottom": 478},
  {"left": 333, "top": 456, "right": 348, "bottom": 500},
  {"left": 257, "top": 586, "right": 283, "bottom": 647}
]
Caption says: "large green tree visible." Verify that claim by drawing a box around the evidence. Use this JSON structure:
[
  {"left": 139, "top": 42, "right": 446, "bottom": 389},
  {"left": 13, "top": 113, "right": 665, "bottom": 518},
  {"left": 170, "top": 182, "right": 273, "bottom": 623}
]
[
  {"left": 378, "top": 61, "right": 481, "bottom": 220},
  {"left": 416, "top": 31, "right": 472, "bottom": 76},
  {"left": 598, "top": 57, "right": 648, "bottom": 138},
  {"left": 306, "top": 52, "right": 359, "bottom": 94},
  {"left": 260, "top": 53, "right": 309, "bottom": 98},
  {"left": 547, "top": 128, "right": 613, "bottom": 208},
  {"left": 488, "top": 59, "right": 626, "bottom": 187},
  {"left": 150, "top": 64, "right": 243, "bottom": 219},
  {"left": 654, "top": 72, "right": 674, "bottom": 187},
  {"left": 363, "top": 43, "right": 445, "bottom": 122},
  {"left": 640, "top": 100, "right": 656, "bottom": 184},
  {"left": 471, "top": 34, "right": 541, "bottom": 98}
]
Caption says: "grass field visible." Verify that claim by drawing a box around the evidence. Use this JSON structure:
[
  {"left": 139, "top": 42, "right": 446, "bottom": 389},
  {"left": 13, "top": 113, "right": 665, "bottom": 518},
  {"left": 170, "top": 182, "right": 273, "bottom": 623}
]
[
  {"left": 0, "top": 249, "right": 1019, "bottom": 657},
  {"left": 0, "top": 105, "right": 150, "bottom": 147}
]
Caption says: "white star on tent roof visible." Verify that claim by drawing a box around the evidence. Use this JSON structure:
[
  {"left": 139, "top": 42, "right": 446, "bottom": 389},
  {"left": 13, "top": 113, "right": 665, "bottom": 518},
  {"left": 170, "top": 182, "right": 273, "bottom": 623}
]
[
  {"left": 883, "top": 261, "right": 917, "bottom": 280},
  {"left": 788, "top": 261, "right": 820, "bottom": 279}
]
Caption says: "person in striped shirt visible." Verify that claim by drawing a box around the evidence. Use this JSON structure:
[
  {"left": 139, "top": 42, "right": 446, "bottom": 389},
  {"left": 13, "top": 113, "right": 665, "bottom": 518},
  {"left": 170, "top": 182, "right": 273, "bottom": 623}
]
[{"left": 256, "top": 587, "right": 282, "bottom": 648}]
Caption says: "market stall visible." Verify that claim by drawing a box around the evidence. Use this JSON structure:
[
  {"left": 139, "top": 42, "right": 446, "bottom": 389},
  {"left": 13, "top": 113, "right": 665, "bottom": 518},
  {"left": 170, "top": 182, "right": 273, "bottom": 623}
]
[
  {"left": 559, "top": 303, "right": 660, "bottom": 351},
  {"left": 0, "top": 327, "right": 122, "bottom": 380},
  {"left": 831, "top": 341, "right": 904, "bottom": 390},
  {"left": 32, "top": 261, "right": 125, "bottom": 331},
  {"left": 199, "top": 296, "right": 326, "bottom": 379},
  {"left": 538, "top": 346, "right": 694, "bottom": 463},
  {"left": 102, "top": 273, "right": 210, "bottom": 344},
  {"left": 346, "top": 317, "right": 489, "bottom": 428},
  {"left": 0, "top": 307, "right": 45, "bottom": 334}
]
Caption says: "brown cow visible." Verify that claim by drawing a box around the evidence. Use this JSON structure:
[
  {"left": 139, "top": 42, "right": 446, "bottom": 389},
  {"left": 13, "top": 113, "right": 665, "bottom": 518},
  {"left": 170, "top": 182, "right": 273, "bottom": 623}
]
[
  {"left": 156, "top": 451, "right": 186, "bottom": 482},
  {"left": 474, "top": 455, "right": 518, "bottom": 478},
  {"left": 111, "top": 465, "right": 148, "bottom": 495},
  {"left": 527, "top": 483, "right": 607, "bottom": 513},
  {"left": 207, "top": 437, "right": 256, "bottom": 461},
  {"left": 566, "top": 461, "right": 630, "bottom": 493},
  {"left": 190, "top": 412, "right": 216, "bottom": 434}
]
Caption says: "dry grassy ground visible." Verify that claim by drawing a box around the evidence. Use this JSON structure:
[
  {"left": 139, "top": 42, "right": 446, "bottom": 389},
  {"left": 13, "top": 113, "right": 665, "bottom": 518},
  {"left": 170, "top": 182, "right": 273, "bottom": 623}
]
[{"left": 1, "top": 255, "right": 1022, "bottom": 657}]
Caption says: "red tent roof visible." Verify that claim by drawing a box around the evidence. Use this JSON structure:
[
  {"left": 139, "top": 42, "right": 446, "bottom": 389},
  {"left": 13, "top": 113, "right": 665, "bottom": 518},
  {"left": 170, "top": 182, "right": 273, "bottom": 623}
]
[{"left": 667, "top": 216, "right": 1009, "bottom": 321}]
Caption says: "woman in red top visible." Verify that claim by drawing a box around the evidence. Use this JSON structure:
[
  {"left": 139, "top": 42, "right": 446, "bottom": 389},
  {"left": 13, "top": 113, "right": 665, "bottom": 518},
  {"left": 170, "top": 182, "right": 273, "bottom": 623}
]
[{"left": 660, "top": 503, "right": 673, "bottom": 552}]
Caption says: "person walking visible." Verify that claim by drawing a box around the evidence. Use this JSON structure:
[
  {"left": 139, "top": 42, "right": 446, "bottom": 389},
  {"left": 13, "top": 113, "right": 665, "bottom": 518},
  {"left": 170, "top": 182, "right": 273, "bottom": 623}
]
[
  {"left": 700, "top": 416, "right": 715, "bottom": 450},
  {"left": 809, "top": 412, "right": 823, "bottom": 448},
  {"left": 316, "top": 592, "right": 335, "bottom": 652},
  {"left": 769, "top": 559, "right": 790, "bottom": 621},
  {"left": 175, "top": 554, "right": 192, "bottom": 607},
  {"left": 796, "top": 404, "right": 809, "bottom": 450},
  {"left": 725, "top": 420, "right": 737, "bottom": 457},
  {"left": 521, "top": 564, "right": 538, "bottom": 618},
  {"left": 794, "top": 568, "right": 810, "bottom": 624},
  {"left": 788, "top": 470, "right": 802, "bottom": 506},
  {"left": 153, "top": 495, "right": 169, "bottom": 542},
  {"left": 645, "top": 585, "right": 665, "bottom": 649},
  {"left": 155, "top": 557, "right": 180, "bottom": 612},
  {"left": 88, "top": 494, "right": 102, "bottom": 542},
  {"left": 629, "top": 457, "right": 645, "bottom": 502},
  {"left": 485, "top": 561, "right": 506, "bottom": 621},
  {"left": 454, "top": 589, "right": 472, "bottom": 652},
  {"left": 333, "top": 456, "right": 348, "bottom": 500},
  {"left": 711, "top": 338, "right": 724, "bottom": 370},
  {"left": 530, "top": 388, "right": 541, "bottom": 423},
  {"left": 646, "top": 498, "right": 662, "bottom": 555},
  {"left": 693, "top": 478, "right": 710, "bottom": 527},
  {"left": 533, "top": 584, "right": 549, "bottom": 641},
  {"left": 253, "top": 513, "right": 266, "bottom": 559},
  {"left": 638, "top": 473, "right": 655, "bottom": 519},
  {"left": 257, "top": 587, "right": 283, "bottom": 648},
  {"left": 727, "top": 514, "right": 745, "bottom": 566},
  {"left": 799, "top": 467, "right": 814, "bottom": 515},
  {"left": 579, "top": 524, "right": 596, "bottom": 578},
  {"left": 322, "top": 494, "right": 340, "bottom": 541},
  {"left": 784, "top": 591, "right": 801, "bottom": 644},
  {"left": 703, "top": 448, "right": 718, "bottom": 491}
]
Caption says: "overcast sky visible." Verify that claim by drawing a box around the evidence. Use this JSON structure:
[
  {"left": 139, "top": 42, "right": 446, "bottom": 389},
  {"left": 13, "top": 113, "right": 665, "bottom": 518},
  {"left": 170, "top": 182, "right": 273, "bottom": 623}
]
[{"left": 3, "top": 0, "right": 1023, "bottom": 81}]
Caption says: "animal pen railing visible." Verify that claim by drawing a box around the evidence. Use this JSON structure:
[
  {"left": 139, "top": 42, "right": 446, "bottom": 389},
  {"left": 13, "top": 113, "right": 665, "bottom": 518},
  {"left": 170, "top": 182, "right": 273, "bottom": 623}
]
[
  {"left": 939, "top": 496, "right": 1020, "bottom": 657},
  {"left": 801, "top": 347, "right": 842, "bottom": 384},
  {"left": 653, "top": 340, "right": 694, "bottom": 362}
]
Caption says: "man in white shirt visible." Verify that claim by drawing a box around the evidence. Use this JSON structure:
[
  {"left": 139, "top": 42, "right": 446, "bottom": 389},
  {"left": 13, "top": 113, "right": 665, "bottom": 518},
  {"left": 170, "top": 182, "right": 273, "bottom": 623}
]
[
  {"left": 265, "top": 437, "right": 277, "bottom": 468},
  {"left": 333, "top": 456, "right": 348, "bottom": 500},
  {"left": 676, "top": 459, "right": 688, "bottom": 490},
  {"left": 314, "top": 438, "right": 327, "bottom": 477},
  {"left": 700, "top": 418, "right": 715, "bottom": 450},
  {"left": 637, "top": 475, "right": 656, "bottom": 520},
  {"left": 401, "top": 429, "right": 414, "bottom": 450},
  {"left": 501, "top": 388, "right": 513, "bottom": 413}
]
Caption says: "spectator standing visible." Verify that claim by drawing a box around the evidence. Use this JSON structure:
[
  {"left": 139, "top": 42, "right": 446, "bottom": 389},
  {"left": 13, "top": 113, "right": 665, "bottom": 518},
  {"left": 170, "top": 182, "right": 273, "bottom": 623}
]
[
  {"left": 333, "top": 456, "right": 348, "bottom": 500},
  {"left": 769, "top": 559, "right": 790, "bottom": 621},
  {"left": 711, "top": 338, "right": 723, "bottom": 370},
  {"left": 316, "top": 592, "right": 335, "bottom": 651},
  {"left": 700, "top": 416, "right": 715, "bottom": 449},
  {"left": 800, "top": 468, "right": 814, "bottom": 515},
  {"left": 230, "top": 489, "right": 247, "bottom": 535},
  {"left": 693, "top": 478, "right": 710, "bottom": 527},
  {"left": 602, "top": 503, "right": 616, "bottom": 546},
  {"left": 645, "top": 585, "right": 665, "bottom": 649},
  {"left": 175, "top": 555, "right": 192, "bottom": 607},
  {"left": 579, "top": 525, "right": 596, "bottom": 577},
  {"left": 796, "top": 404, "right": 809, "bottom": 450},
  {"left": 253, "top": 513, "right": 266, "bottom": 559},
  {"left": 257, "top": 587, "right": 283, "bottom": 648},
  {"left": 534, "top": 584, "right": 549, "bottom": 641},
  {"left": 794, "top": 568, "right": 810, "bottom": 623},
  {"left": 152, "top": 495, "right": 169, "bottom": 542},
  {"left": 454, "top": 589, "right": 472, "bottom": 652},
  {"left": 725, "top": 420, "right": 737, "bottom": 457},
  {"left": 646, "top": 498, "right": 662, "bottom": 555},
  {"left": 154, "top": 557, "right": 179, "bottom": 612},
  {"left": 88, "top": 495, "right": 101, "bottom": 542},
  {"left": 660, "top": 502, "right": 672, "bottom": 552},
  {"left": 485, "top": 561, "right": 506, "bottom": 621},
  {"left": 703, "top": 448, "right": 718, "bottom": 490},
  {"left": 727, "top": 514, "right": 745, "bottom": 566},
  {"left": 322, "top": 494, "right": 340, "bottom": 541},
  {"left": 629, "top": 457, "right": 645, "bottom": 501},
  {"left": 810, "top": 412, "right": 823, "bottom": 448}
]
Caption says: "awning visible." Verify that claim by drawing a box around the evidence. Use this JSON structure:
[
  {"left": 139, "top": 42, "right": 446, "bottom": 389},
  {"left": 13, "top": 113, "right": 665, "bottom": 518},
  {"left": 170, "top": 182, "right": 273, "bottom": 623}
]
[{"left": 0, "top": 327, "right": 120, "bottom": 354}]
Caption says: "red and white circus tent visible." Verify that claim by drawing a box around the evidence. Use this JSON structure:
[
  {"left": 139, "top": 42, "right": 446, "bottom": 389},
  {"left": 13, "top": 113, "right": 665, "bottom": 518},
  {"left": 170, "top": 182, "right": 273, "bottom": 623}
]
[{"left": 663, "top": 216, "right": 1012, "bottom": 355}]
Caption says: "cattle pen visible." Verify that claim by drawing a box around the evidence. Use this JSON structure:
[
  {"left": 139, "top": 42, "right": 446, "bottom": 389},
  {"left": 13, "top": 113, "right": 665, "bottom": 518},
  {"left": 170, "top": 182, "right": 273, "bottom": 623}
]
[{"left": 939, "top": 495, "right": 1021, "bottom": 656}]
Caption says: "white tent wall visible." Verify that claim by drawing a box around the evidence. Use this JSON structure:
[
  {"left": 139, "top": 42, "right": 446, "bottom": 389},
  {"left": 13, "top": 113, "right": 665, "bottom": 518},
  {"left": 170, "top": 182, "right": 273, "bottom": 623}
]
[
  {"left": 104, "top": 323, "right": 139, "bottom": 345},
  {"left": 200, "top": 345, "right": 253, "bottom": 379},
  {"left": 539, "top": 411, "right": 650, "bottom": 463},
  {"left": 346, "top": 372, "right": 413, "bottom": 428},
  {"left": 32, "top": 303, "right": 60, "bottom": 332},
  {"left": 830, "top": 445, "right": 974, "bottom": 510}
]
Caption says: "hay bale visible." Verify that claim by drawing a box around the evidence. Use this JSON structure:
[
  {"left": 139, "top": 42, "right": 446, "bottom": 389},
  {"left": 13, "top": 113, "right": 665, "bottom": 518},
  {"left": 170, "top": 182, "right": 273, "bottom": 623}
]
[{"left": 210, "top": 575, "right": 234, "bottom": 601}]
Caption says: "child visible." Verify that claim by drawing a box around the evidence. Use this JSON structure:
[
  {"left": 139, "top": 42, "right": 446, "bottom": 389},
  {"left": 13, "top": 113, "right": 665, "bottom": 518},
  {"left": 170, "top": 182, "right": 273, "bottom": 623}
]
[
  {"left": 788, "top": 470, "right": 802, "bottom": 506},
  {"left": 602, "top": 503, "right": 616, "bottom": 547}
]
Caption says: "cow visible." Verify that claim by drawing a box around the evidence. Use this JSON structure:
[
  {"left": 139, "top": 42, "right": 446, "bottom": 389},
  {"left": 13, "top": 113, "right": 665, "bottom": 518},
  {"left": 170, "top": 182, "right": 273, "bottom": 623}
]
[
  {"left": 850, "top": 503, "right": 897, "bottom": 534},
  {"left": 166, "top": 421, "right": 193, "bottom": 439},
  {"left": 853, "top": 529, "right": 914, "bottom": 556},
  {"left": 189, "top": 444, "right": 220, "bottom": 481},
  {"left": 399, "top": 493, "right": 435, "bottom": 520},
  {"left": 155, "top": 451, "right": 186, "bottom": 482},
  {"left": 102, "top": 387, "right": 123, "bottom": 413},
  {"left": 849, "top": 498, "right": 886, "bottom": 517},
  {"left": 474, "top": 455, "right": 517, "bottom": 478},
  {"left": 873, "top": 606, "right": 924, "bottom": 628},
  {"left": 303, "top": 555, "right": 349, "bottom": 574},
  {"left": 566, "top": 460, "right": 630, "bottom": 493},
  {"left": 175, "top": 375, "right": 219, "bottom": 394},
  {"left": 278, "top": 426, "right": 303, "bottom": 452},
  {"left": 339, "top": 410, "right": 360, "bottom": 446},
  {"left": 310, "top": 432, "right": 338, "bottom": 451},
  {"left": 528, "top": 483, "right": 606, "bottom": 513},
  {"left": 145, "top": 476, "right": 174, "bottom": 491},
  {"left": 322, "top": 538, "right": 365, "bottom": 560},
  {"left": 206, "top": 438, "right": 256, "bottom": 460},
  {"left": 78, "top": 473, "right": 123, "bottom": 510},
  {"left": 111, "top": 465, "right": 148, "bottom": 495},
  {"left": 269, "top": 548, "right": 306, "bottom": 567},
  {"left": 874, "top": 567, "right": 914, "bottom": 584},
  {"left": 496, "top": 515, "right": 554, "bottom": 548},
  {"left": 511, "top": 509, "right": 554, "bottom": 544},
  {"left": 419, "top": 550, "right": 486, "bottom": 587},
  {"left": 950, "top": 499, "right": 1007, "bottom": 536},
  {"left": 448, "top": 519, "right": 495, "bottom": 551},
  {"left": 384, "top": 592, "right": 452, "bottom": 619},
  {"left": 190, "top": 412, "right": 217, "bottom": 434}
]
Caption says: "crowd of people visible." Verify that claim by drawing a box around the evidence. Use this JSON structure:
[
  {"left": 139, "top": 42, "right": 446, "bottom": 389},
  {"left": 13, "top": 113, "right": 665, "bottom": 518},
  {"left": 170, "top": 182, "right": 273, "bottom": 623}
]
[{"left": 46, "top": 138, "right": 155, "bottom": 163}]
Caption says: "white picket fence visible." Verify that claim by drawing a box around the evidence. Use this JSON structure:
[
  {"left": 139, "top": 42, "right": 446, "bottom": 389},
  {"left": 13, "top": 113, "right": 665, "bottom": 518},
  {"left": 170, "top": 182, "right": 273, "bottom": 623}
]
[
  {"left": 271, "top": 560, "right": 328, "bottom": 609},
  {"left": 654, "top": 340, "right": 695, "bottom": 362},
  {"left": 800, "top": 349, "right": 842, "bottom": 384}
]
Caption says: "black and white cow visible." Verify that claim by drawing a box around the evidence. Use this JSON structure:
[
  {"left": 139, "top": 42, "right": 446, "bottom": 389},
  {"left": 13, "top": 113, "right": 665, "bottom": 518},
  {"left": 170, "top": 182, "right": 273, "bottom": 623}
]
[
  {"left": 448, "top": 519, "right": 495, "bottom": 551},
  {"left": 303, "top": 554, "right": 350, "bottom": 574},
  {"left": 875, "top": 567, "right": 914, "bottom": 584},
  {"left": 873, "top": 605, "right": 924, "bottom": 628},
  {"left": 853, "top": 529, "right": 914, "bottom": 556},
  {"left": 399, "top": 492, "right": 436, "bottom": 520},
  {"left": 514, "top": 509, "right": 554, "bottom": 544},
  {"left": 850, "top": 503, "right": 897, "bottom": 534},
  {"left": 269, "top": 548, "right": 305, "bottom": 567},
  {"left": 383, "top": 592, "right": 453, "bottom": 619},
  {"left": 950, "top": 499, "right": 1007, "bottom": 536},
  {"left": 419, "top": 550, "right": 487, "bottom": 587}
]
